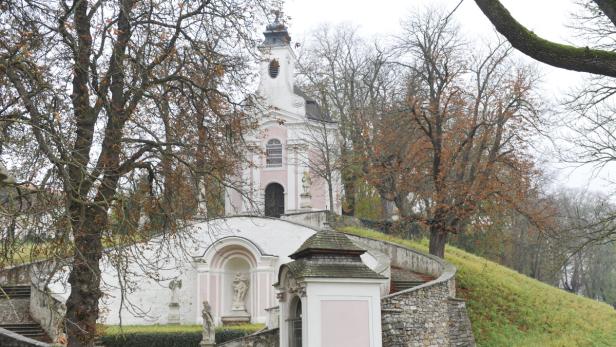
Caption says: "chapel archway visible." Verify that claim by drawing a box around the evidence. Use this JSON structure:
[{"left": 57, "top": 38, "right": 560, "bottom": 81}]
[
  {"left": 264, "top": 183, "right": 284, "bottom": 218},
  {"left": 289, "top": 296, "right": 302, "bottom": 347}
]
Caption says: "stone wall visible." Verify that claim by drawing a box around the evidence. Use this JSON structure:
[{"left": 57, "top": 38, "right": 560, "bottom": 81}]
[
  {"left": 381, "top": 281, "right": 451, "bottom": 346},
  {"left": 447, "top": 298, "right": 475, "bottom": 347},
  {"left": 30, "top": 285, "right": 65, "bottom": 342},
  {"left": 0, "top": 262, "right": 37, "bottom": 286},
  {"left": 0, "top": 328, "right": 50, "bottom": 347},
  {"left": 0, "top": 298, "right": 31, "bottom": 324},
  {"left": 216, "top": 328, "right": 279, "bottom": 347}
]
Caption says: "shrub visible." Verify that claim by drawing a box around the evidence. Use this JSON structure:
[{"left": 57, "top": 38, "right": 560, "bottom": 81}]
[{"left": 100, "top": 324, "right": 263, "bottom": 347}]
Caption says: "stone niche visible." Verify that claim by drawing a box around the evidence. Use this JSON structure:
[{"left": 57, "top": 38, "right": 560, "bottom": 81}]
[{"left": 196, "top": 236, "right": 278, "bottom": 325}]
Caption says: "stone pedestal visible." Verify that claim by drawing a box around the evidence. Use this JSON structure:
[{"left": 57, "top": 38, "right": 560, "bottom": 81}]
[
  {"left": 221, "top": 311, "right": 251, "bottom": 325},
  {"left": 168, "top": 303, "right": 180, "bottom": 324},
  {"left": 299, "top": 193, "right": 312, "bottom": 210}
]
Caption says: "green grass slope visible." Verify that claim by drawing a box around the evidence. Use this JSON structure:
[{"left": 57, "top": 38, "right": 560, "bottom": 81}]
[{"left": 341, "top": 226, "right": 616, "bottom": 347}]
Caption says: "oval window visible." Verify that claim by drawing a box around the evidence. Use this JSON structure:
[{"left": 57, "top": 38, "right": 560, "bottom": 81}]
[{"left": 269, "top": 59, "right": 280, "bottom": 78}]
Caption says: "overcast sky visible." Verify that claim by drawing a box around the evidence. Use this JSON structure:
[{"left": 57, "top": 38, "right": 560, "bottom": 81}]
[{"left": 282, "top": 0, "right": 614, "bottom": 194}]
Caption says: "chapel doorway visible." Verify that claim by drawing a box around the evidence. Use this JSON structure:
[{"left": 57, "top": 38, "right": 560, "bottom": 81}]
[
  {"left": 289, "top": 297, "right": 302, "bottom": 347},
  {"left": 264, "top": 183, "right": 284, "bottom": 218}
]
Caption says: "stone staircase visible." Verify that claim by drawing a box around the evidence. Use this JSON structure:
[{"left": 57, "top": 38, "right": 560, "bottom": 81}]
[
  {"left": 391, "top": 279, "right": 427, "bottom": 292},
  {"left": 0, "top": 285, "right": 51, "bottom": 343},
  {"left": 389, "top": 266, "right": 435, "bottom": 294},
  {"left": 1, "top": 285, "right": 32, "bottom": 299},
  {"left": 0, "top": 323, "right": 49, "bottom": 341}
]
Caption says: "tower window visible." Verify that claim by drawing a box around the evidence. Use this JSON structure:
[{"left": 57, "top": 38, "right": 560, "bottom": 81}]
[
  {"left": 266, "top": 139, "right": 283, "bottom": 167},
  {"left": 269, "top": 59, "right": 280, "bottom": 78}
]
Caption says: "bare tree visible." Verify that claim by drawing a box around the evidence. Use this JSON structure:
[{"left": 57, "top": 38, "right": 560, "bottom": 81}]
[
  {"left": 395, "top": 8, "right": 547, "bottom": 257},
  {"left": 299, "top": 117, "right": 340, "bottom": 213},
  {"left": 0, "top": 1, "right": 271, "bottom": 345},
  {"left": 297, "top": 24, "right": 402, "bottom": 218}
]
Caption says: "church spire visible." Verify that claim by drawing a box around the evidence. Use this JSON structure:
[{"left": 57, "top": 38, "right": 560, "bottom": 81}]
[{"left": 263, "top": 10, "right": 291, "bottom": 46}]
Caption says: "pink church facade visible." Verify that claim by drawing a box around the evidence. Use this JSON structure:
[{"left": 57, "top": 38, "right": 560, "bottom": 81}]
[{"left": 224, "top": 20, "right": 341, "bottom": 218}]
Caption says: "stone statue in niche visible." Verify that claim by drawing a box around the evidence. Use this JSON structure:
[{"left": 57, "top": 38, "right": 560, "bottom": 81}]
[
  {"left": 300, "top": 171, "right": 312, "bottom": 209},
  {"left": 301, "top": 171, "right": 311, "bottom": 195},
  {"left": 232, "top": 272, "right": 249, "bottom": 311},
  {"left": 199, "top": 301, "right": 215, "bottom": 347}
]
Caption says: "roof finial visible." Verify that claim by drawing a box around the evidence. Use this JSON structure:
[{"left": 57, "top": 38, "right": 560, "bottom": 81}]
[
  {"left": 263, "top": 8, "right": 291, "bottom": 46},
  {"left": 273, "top": 9, "right": 282, "bottom": 24}
]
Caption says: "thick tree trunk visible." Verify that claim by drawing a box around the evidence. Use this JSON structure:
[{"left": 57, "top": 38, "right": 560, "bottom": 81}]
[
  {"left": 341, "top": 169, "right": 356, "bottom": 216},
  {"left": 429, "top": 225, "right": 448, "bottom": 258},
  {"left": 65, "top": 204, "right": 105, "bottom": 347},
  {"left": 380, "top": 198, "right": 395, "bottom": 221}
]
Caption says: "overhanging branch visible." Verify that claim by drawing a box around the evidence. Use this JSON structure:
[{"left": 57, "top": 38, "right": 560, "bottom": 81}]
[{"left": 473, "top": 0, "right": 616, "bottom": 77}]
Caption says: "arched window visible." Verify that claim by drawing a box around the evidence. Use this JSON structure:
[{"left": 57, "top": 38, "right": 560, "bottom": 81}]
[{"left": 266, "top": 139, "right": 283, "bottom": 167}]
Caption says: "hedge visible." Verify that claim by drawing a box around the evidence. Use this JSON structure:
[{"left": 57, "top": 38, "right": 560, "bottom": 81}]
[{"left": 100, "top": 327, "right": 257, "bottom": 347}]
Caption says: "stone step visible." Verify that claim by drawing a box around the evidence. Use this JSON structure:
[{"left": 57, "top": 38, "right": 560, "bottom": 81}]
[
  {"left": 94, "top": 336, "right": 105, "bottom": 347},
  {"left": 0, "top": 285, "right": 31, "bottom": 299},
  {"left": 0, "top": 322, "right": 50, "bottom": 342},
  {"left": 391, "top": 280, "right": 425, "bottom": 292}
]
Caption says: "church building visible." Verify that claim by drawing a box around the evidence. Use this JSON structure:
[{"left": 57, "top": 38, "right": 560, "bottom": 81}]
[{"left": 224, "top": 17, "right": 342, "bottom": 217}]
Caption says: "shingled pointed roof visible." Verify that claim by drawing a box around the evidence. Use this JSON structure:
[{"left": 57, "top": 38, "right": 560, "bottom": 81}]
[
  {"left": 289, "top": 228, "right": 365, "bottom": 260},
  {"left": 284, "top": 258, "right": 385, "bottom": 280},
  {"left": 277, "top": 226, "right": 386, "bottom": 282}
]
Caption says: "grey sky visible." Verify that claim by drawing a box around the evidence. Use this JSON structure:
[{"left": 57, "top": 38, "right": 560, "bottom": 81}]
[{"left": 283, "top": 0, "right": 614, "bottom": 194}]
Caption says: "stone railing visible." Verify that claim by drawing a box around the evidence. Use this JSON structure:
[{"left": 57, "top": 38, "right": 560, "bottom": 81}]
[
  {"left": 345, "top": 233, "right": 475, "bottom": 347},
  {"left": 344, "top": 233, "right": 456, "bottom": 296},
  {"left": 0, "top": 327, "right": 50, "bottom": 347},
  {"left": 281, "top": 210, "right": 329, "bottom": 229},
  {"left": 30, "top": 284, "right": 65, "bottom": 342},
  {"left": 0, "top": 261, "right": 43, "bottom": 286},
  {"left": 216, "top": 328, "right": 279, "bottom": 347}
]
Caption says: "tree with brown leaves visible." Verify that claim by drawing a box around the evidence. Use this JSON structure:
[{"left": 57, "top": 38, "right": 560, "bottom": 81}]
[{"left": 0, "top": 0, "right": 271, "bottom": 345}]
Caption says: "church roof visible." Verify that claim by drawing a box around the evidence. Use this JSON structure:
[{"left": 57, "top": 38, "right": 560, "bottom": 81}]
[
  {"left": 293, "top": 86, "right": 333, "bottom": 122},
  {"left": 289, "top": 228, "right": 366, "bottom": 259},
  {"left": 263, "top": 13, "right": 291, "bottom": 47}
]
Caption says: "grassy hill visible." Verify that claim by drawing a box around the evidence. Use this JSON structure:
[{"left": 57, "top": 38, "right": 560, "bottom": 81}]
[{"left": 341, "top": 226, "right": 616, "bottom": 347}]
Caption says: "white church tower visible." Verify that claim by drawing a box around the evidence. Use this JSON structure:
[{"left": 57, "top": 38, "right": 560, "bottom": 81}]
[{"left": 225, "top": 16, "right": 342, "bottom": 217}]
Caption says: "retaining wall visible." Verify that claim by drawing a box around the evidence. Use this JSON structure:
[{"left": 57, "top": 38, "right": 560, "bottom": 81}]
[
  {"left": 347, "top": 233, "right": 475, "bottom": 347},
  {"left": 216, "top": 328, "right": 279, "bottom": 347},
  {"left": 30, "top": 284, "right": 65, "bottom": 342}
]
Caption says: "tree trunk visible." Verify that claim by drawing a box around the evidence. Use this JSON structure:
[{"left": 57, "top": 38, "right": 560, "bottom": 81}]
[
  {"left": 328, "top": 179, "right": 335, "bottom": 214},
  {"left": 65, "top": 204, "right": 105, "bottom": 347},
  {"left": 341, "top": 169, "right": 356, "bottom": 216},
  {"left": 429, "top": 225, "right": 448, "bottom": 258},
  {"left": 381, "top": 198, "right": 395, "bottom": 221}
]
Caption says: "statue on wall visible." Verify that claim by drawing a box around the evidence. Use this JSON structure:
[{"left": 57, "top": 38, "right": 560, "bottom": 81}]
[
  {"left": 200, "top": 301, "right": 215, "bottom": 347},
  {"left": 232, "top": 272, "right": 249, "bottom": 311},
  {"left": 301, "top": 171, "right": 311, "bottom": 195}
]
